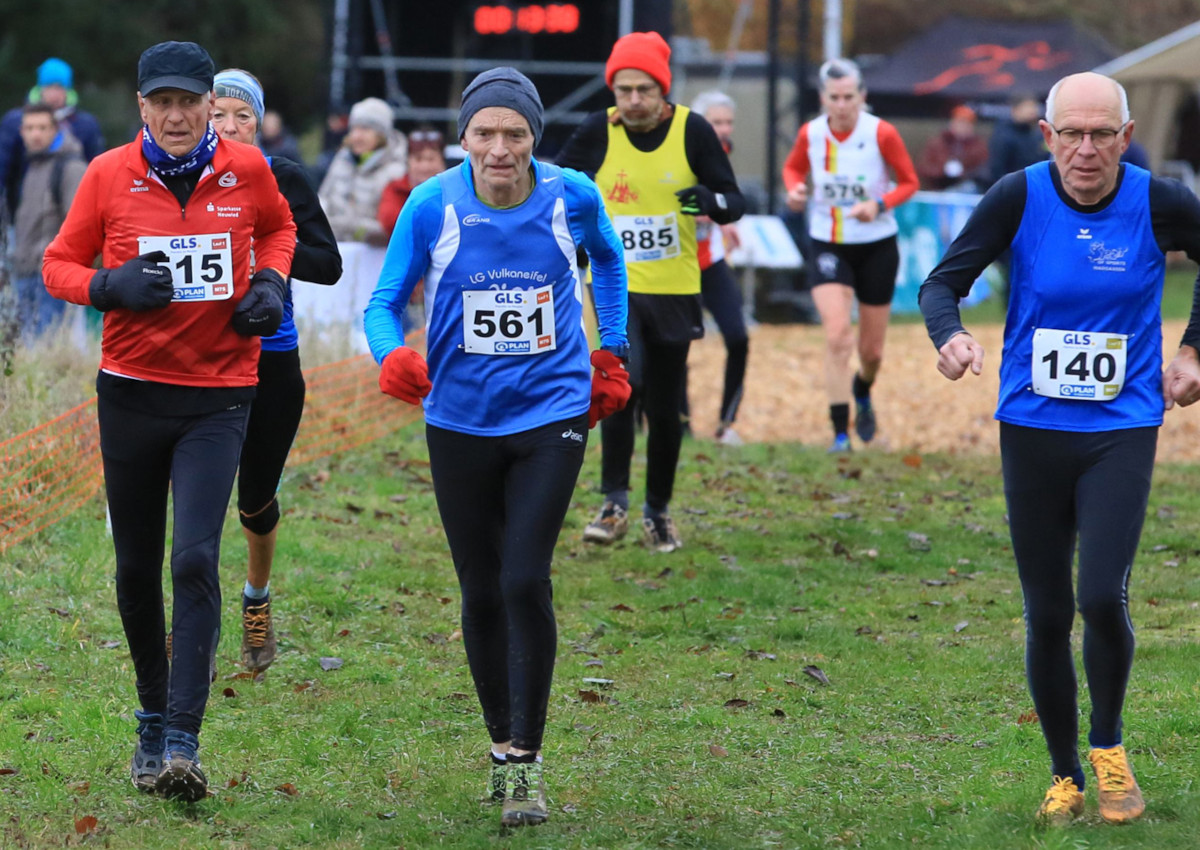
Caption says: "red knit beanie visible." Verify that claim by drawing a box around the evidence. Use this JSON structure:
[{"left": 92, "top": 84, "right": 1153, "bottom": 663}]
[{"left": 605, "top": 31, "right": 672, "bottom": 95}]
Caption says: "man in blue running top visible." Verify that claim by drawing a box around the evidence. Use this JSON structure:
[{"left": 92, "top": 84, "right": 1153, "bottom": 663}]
[
  {"left": 921, "top": 71, "right": 1200, "bottom": 828},
  {"left": 364, "top": 67, "right": 629, "bottom": 828}
]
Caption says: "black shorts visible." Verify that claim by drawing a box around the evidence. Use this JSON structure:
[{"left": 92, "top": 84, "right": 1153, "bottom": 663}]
[
  {"left": 810, "top": 236, "right": 899, "bottom": 306},
  {"left": 628, "top": 291, "right": 705, "bottom": 345}
]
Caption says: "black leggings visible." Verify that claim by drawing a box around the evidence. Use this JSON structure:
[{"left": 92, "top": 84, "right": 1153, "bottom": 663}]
[
  {"left": 238, "top": 347, "right": 307, "bottom": 525},
  {"left": 1000, "top": 423, "right": 1157, "bottom": 779},
  {"left": 682, "top": 259, "right": 748, "bottom": 427},
  {"left": 601, "top": 306, "right": 692, "bottom": 513},
  {"left": 99, "top": 393, "right": 250, "bottom": 736},
  {"left": 426, "top": 414, "right": 588, "bottom": 752}
]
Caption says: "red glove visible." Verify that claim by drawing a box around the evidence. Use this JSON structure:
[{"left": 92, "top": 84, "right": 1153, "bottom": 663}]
[
  {"left": 379, "top": 346, "right": 432, "bottom": 405},
  {"left": 589, "top": 349, "right": 631, "bottom": 429}
]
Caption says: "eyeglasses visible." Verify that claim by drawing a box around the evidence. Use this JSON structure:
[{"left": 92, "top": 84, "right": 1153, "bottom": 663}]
[
  {"left": 1051, "top": 122, "right": 1128, "bottom": 150},
  {"left": 409, "top": 130, "right": 443, "bottom": 144}
]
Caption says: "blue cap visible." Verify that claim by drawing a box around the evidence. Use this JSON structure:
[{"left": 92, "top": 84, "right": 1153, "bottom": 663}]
[
  {"left": 37, "top": 58, "right": 73, "bottom": 89},
  {"left": 458, "top": 67, "right": 544, "bottom": 145},
  {"left": 138, "top": 41, "right": 214, "bottom": 96}
]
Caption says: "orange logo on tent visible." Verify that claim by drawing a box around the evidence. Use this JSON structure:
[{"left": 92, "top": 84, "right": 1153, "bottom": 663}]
[{"left": 914, "top": 41, "right": 1072, "bottom": 95}]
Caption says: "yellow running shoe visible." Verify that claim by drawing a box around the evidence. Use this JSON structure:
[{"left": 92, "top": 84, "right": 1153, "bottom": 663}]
[
  {"left": 1089, "top": 745, "right": 1145, "bottom": 823},
  {"left": 1036, "top": 775, "right": 1085, "bottom": 827}
]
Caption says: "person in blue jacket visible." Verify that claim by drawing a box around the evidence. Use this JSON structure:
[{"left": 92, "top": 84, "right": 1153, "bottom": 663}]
[
  {"left": 921, "top": 71, "right": 1200, "bottom": 828},
  {"left": 364, "top": 67, "right": 630, "bottom": 828}
]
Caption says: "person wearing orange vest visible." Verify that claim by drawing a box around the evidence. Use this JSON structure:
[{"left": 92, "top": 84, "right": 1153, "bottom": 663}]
[
  {"left": 782, "top": 58, "right": 918, "bottom": 452},
  {"left": 558, "top": 31, "right": 745, "bottom": 552},
  {"left": 42, "top": 41, "right": 296, "bottom": 802}
]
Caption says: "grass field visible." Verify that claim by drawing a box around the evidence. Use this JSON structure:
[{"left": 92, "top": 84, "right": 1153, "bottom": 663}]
[{"left": 5, "top": 425, "right": 1200, "bottom": 849}]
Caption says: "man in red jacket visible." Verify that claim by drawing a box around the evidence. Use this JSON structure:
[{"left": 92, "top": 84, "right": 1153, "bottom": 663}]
[{"left": 42, "top": 40, "right": 295, "bottom": 802}]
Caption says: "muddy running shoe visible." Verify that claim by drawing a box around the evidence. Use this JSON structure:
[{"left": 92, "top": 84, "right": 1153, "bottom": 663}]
[
  {"left": 501, "top": 760, "right": 548, "bottom": 826},
  {"left": 583, "top": 501, "right": 628, "bottom": 544},
  {"left": 1089, "top": 745, "right": 1145, "bottom": 823},
  {"left": 716, "top": 426, "right": 743, "bottom": 446},
  {"left": 241, "top": 597, "right": 277, "bottom": 672},
  {"left": 487, "top": 755, "right": 507, "bottom": 803},
  {"left": 642, "top": 515, "right": 682, "bottom": 553},
  {"left": 155, "top": 730, "right": 208, "bottom": 802},
  {"left": 130, "top": 710, "right": 165, "bottom": 793},
  {"left": 854, "top": 400, "right": 876, "bottom": 443},
  {"left": 1035, "top": 775, "right": 1084, "bottom": 827},
  {"left": 827, "top": 433, "right": 852, "bottom": 454}
]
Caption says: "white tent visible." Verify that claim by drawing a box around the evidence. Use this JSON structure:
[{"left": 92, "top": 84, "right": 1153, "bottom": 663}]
[{"left": 1094, "top": 21, "right": 1200, "bottom": 175}]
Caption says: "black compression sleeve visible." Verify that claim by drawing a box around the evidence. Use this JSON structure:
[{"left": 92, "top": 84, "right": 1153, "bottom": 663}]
[
  {"left": 555, "top": 111, "right": 609, "bottom": 177},
  {"left": 272, "top": 157, "right": 342, "bottom": 285},
  {"left": 682, "top": 112, "right": 745, "bottom": 224},
  {"left": 919, "top": 171, "right": 1027, "bottom": 350},
  {"left": 1149, "top": 176, "right": 1200, "bottom": 350}
]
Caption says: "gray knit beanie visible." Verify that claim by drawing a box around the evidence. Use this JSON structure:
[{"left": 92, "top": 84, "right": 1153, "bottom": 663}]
[{"left": 457, "top": 67, "right": 544, "bottom": 145}]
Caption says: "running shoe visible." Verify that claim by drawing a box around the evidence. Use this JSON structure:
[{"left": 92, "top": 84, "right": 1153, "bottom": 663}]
[
  {"left": 854, "top": 400, "right": 876, "bottom": 443},
  {"left": 827, "top": 434, "right": 852, "bottom": 454},
  {"left": 154, "top": 730, "right": 208, "bottom": 802},
  {"left": 241, "top": 597, "right": 277, "bottom": 672},
  {"left": 488, "top": 755, "right": 507, "bottom": 804},
  {"left": 501, "top": 760, "right": 548, "bottom": 826},
  {"left": 716, "top": 426, "right": 744, "bottom": 447},
  {"left": 1089, "top": 745, "right": 1145, "bottom": 823},
  {"left": 1035, "top": 775, "right": 1084, "bottom": 827},
  {"left": 130, "top": 709, "right": 166, "bottom": 793},
  {"left": 583, "top": 501, "right": 628, "bottom": 544},
  {"left": 642, "top": 515, "right": 682, "bottom": 553}
]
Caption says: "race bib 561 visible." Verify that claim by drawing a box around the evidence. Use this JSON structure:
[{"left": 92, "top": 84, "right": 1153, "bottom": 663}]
[{"left": 462, "top": 284, "right": 557, "bottom": 355}]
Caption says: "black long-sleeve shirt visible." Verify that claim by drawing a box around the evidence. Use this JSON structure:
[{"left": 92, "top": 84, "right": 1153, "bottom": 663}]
[
  {"left": 271, "top": 156, "right": 342, "bottom": 285},
  {"left": 919, "top": 163, "right": 1200, "bottom": 352},
  {"left": 556, "top": 107, "right": 745, "bottom": 225}
]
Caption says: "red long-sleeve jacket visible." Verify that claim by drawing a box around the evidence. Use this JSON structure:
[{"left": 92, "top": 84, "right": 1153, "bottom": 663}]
[{"left": 43, "top": 135, "right": 296, "bottom": 387}]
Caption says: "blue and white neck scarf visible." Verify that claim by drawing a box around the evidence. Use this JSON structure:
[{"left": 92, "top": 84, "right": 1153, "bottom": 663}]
[{"left": 141, "top": 123, "right": 219, "bottom": 177}]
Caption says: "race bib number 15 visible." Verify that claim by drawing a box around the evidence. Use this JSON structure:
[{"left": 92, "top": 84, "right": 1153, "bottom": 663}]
[
  {"left": 138, "top": 233, "right": 234, "bottom": 302},
  {"left": 462, "top": 284, "right": 557, "bottom": 355},
  {"left": 1031, "top": 328, "right": 1127, "bottom": 401}
]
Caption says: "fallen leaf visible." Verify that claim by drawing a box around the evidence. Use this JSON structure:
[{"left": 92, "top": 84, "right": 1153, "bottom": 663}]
[
  {"left": 99, "top": 640, "right": 122, "bottom": 649},
  {"left": 584, "top": 659, "right": 604, "bottom": 667},
  {"left": 715, "top": 671, "right": 735, "bottom": 680},
  {"left": 656, "top": 567, "right": 674, "bottom": 579},
  {"left": 855, "top": 625, "right": 874, "bottom": 636},
  {"left": 294, "top": 681, "right": 315, "bottom": 693},
  {"left": 390, "top": 601, "right": 406, "bottom": 615},
  {"left": 954, "top": 621, "right": 969, "bottom": 633},
  {"left": 579, "top": 689, "right": 602, "bottom": 703},
  {"left": 1017, "top": 710, "right": 1039, "bottom": 725},
  {"left": 582, "top": 677, "right": 614, "bottom": 687},
  {"left": 345, "top": 502, "right": 364, "bottom": 513},
  {"left": 921, "top": 579, "right": 949, "bottom": 587},
  {"left": 69, "top": 781, "right": 90, "bottom": 795},
  {"left": 337, "top": 629, "right": 351, "bottom": 637},
  {"left": 744, "top": 650, "right": 776, "bottom": 661},
  {"left": 1147, "top": 598, "right": 1161, "bottom": 607},
  {"left": 447, "top": 628, "right": 463, "bottom": 642},
  {"left": 227, "top": 771, "right": 248, "bottom": 788},
  {"left": 724, "top": 698, "right": 750, "bottom": 709},
  {"left": 222, "top": 687, "right": 238, "bottom": 698},
  {"left": 319, "top": 657, "right": 344, "bottom": 671},
  {"left": 376, "top": 811, "right": 397, "bottom": 820},
  {"left": 803, "top": 665, "right": 831, "bottom": 686},
  {"left": 902, "top": 453, "right": 922, "bottom": 468},
  {"left": 610, "top": 603, "right": 634, "bottom": 612},
  {"left": 773, "top": 709, "right": 787, "bottom": 718},
  {"left": 48, "top": 607, "right": 70, "bottom": 618},
  {"left": 74, "top": 816, "right": 98, "bottom": 835},
  {"left": 445, "top": 692, "right": 471, "bottom": 700},
  {"left": 708, "top": 744, "right": 729, "bottom": 757},
  {"left": 0, "top": 768, "right": 17, "bottom": 776},
  {"left": 275, "top": 783, "right": 299, "bottom": 796},
  {"left": 389, "top": 494, "right": 408, "bottom": 503}
]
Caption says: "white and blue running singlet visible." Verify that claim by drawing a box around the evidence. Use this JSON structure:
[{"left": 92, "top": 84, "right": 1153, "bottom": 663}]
[
  {"left": 998, "top": 162, "right": 1165, "bottom": 431},
  {"left": 366, "top": 159, "right": 627, "bottom": 436}
]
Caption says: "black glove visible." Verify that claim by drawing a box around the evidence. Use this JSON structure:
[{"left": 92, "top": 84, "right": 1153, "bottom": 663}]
[
  {"left": 232, "top": 268, "right": 287, "bottom": 337},
  {"left": 675, "top": 185, "right": 727, "bottom": 217},
  {"left": 88, "top": 251, "right": 174, "bottom": 312}
]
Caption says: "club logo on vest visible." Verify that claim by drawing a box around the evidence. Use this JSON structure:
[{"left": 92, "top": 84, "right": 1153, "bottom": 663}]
[
  {"left": 218, "top": 171, "right": 237, "bottom": 188},
  {"left": 1087, "top": 241, "right": 1128, "bottom": 273},
  {"left": 463, "top": 214, "right": 490, "bottom": 226},
  {"left": 606, "top": 171, "right": 639, "bottom": 205}
]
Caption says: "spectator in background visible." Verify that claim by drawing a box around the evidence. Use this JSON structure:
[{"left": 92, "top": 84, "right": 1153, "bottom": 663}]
[
  {"left": 259, "top": 109, "right": 303, "bottom": 164},
  {"left": 377, "top": 126, "right": 446, "bottom": 239},
  {"left": 318, "top": 97, "right": 407, "bottom": 245},
  {"left": 917, "top": 105, "right": 989, "bottom": 191},
  {"left": 1122, "top": 137, "right": 1151, "bottom": 171},
  {"left": 309, "top": 111, "right": 348, "bottom": 188},
  {"left": 12, "top": 102, "right": 85, "bottom": 339},
  {"left": 989, "top": 94, "right": 1046, "bottom": 186},
  {"left": 0, "top": 57, "right": 104, "bottom": 218}
]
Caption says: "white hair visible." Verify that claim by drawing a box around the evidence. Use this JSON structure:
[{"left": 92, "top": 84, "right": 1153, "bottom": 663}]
[
  {"left": 819, "top": 58, "right": 863, "bottom": 92},
  {"left": 690, "top": 90, "right": 735, "bottom": 118},
  {"left": 1045, "top": 74, "right": 1129, "bottom": 125}
]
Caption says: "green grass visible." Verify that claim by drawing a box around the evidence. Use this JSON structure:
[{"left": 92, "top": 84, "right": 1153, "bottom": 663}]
[{"left": 5, "top": 429, "right": 1200, "bottom": 849}]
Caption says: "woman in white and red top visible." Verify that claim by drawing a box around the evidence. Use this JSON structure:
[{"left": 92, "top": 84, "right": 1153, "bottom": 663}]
[{"left": 782, "top": 58, "right": 918, "bottom": 452}]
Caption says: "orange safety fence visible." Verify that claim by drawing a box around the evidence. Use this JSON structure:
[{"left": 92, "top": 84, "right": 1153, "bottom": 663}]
[{"left": 0, "top": 345, "right": 423, "bottom": 554}]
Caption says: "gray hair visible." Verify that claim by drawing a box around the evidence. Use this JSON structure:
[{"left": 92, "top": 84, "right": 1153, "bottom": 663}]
[
  {"left": 1045, "top": 74, "right": 1129, "bottom": 125},
  {"left": 690, "top": 90, "right": 736, "bottom": 118},
  {"left": 819, "top": 58, "right": 863, "bottom": 91}
]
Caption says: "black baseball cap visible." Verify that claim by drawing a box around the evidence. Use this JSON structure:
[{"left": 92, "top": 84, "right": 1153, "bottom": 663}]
[{"left": 137, "top": 41, "right": 214, "bottom": 96}]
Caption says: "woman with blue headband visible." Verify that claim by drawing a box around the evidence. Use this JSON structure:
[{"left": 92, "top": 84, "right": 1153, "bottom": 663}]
[{"left": 212, "top": 68, "right": 342, "bottom": 673}]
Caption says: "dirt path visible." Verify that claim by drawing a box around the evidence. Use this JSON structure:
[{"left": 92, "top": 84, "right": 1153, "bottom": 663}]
[{"left": 685, "top": 320, "right": 1200, "bottom": 459}]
